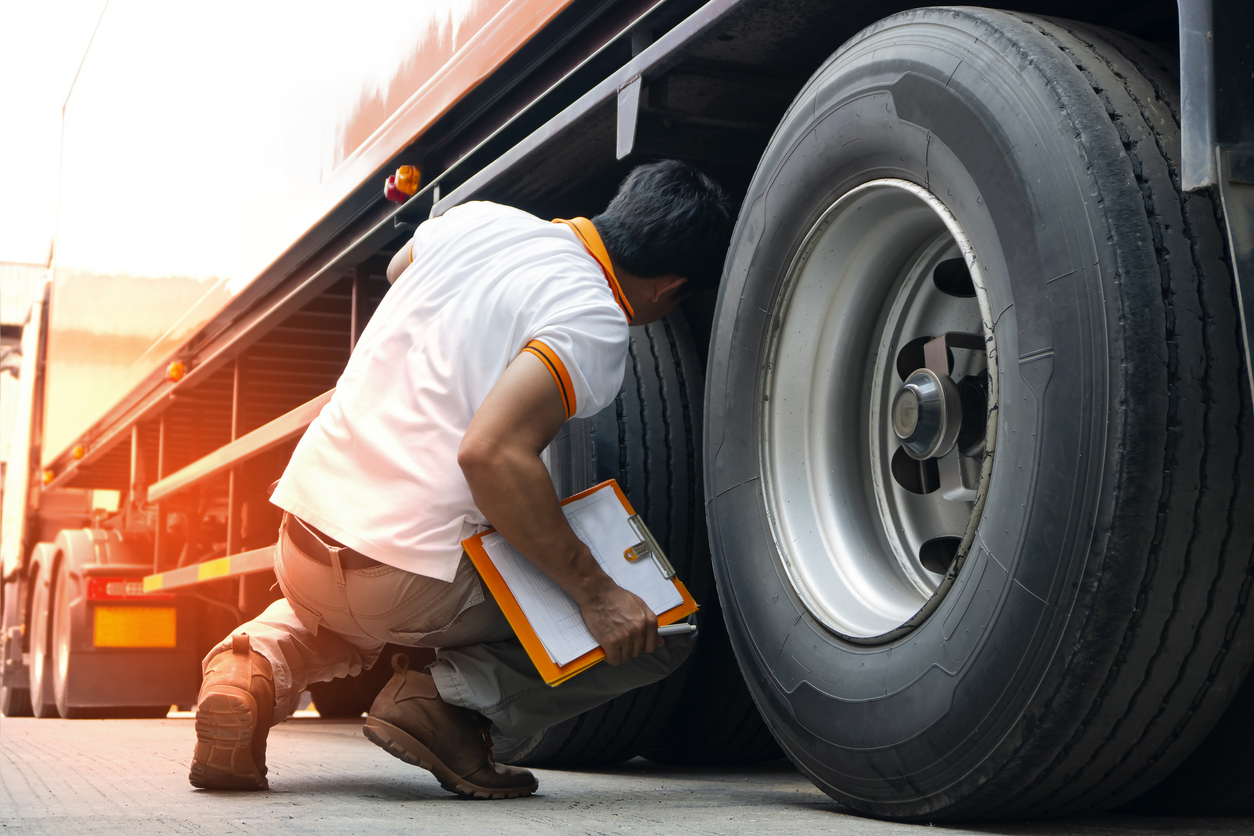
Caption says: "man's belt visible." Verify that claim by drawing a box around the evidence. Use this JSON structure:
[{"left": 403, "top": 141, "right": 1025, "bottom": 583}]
[{"left": 286, "top": 515, "right": 383, "bottom": 570}]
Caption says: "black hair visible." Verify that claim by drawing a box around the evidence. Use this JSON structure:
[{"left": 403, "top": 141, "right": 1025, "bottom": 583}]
[{"left": 591, "top": 160, "right": 732, "bottom": 294}]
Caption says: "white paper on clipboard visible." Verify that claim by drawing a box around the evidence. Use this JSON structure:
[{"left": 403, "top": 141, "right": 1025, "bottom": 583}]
[{"left": 477, "top": 486, "right": 682, "bottom": 666}]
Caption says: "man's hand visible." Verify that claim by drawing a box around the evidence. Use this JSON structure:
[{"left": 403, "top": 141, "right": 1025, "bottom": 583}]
[
  {"left": 573, "top": 563, "right": 660, "bottom": 666},
  {"left": 459, "top": 351, "right": 661, "bottom": 665}
]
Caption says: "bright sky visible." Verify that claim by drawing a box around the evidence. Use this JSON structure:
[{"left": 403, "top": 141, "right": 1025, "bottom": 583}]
[
  {"left": 0, "top": 1, "right": 108, "bottom": 266},
  {"left": 0, "top": 1, "right": 481, "bottom": 280}
]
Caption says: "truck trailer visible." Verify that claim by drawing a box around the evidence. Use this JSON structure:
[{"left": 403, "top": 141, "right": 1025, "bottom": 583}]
[{"left": 2, "top": 0, "right": 1252, "bottom": 820}]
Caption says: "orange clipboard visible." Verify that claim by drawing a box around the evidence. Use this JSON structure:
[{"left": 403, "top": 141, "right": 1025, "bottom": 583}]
[{"left": 461, "top": 479, "right": 698, "bottom": 686}]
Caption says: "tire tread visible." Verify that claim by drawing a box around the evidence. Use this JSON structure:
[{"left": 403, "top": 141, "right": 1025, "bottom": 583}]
[{"left": 968, "top": 14, "right": 1254, "bottom": 818}]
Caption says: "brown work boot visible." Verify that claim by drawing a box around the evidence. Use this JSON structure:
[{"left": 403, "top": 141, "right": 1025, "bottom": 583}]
[
  {"left": 363, "top": 653, "right": 538, "bottom": 799},
  {"left": 189, "top": 633, "right": 275, "bottom": 791}
]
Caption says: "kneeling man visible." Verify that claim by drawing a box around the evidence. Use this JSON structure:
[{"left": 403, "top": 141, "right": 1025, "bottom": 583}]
[{"left": 188, "top": 160, "right": 731, "bottom": 798}]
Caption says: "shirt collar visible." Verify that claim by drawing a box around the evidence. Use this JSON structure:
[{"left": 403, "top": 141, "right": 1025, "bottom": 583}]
[{"left": 552, "top": 217, "right": 633, "bottom": 321}]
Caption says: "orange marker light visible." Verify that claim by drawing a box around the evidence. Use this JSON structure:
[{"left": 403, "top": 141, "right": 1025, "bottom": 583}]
[
  {"left": 396, "top": 165, "right": 421, "bottom": 196},
  {"left": 42, "top": 469, "right": 54, "bottom": 485},
  {"left": 384, "top": 165, "right": 421, "bottom": 203},
  {"left": 73, "top": 445, "right": 85, "bottom": 460},
  {"left": 166, "top": 360, "right": 185, "bottom": 382}
]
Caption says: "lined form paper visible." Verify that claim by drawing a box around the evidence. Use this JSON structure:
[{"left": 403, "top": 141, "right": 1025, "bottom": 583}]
[{"left": 478, "top": 487, "right": 683, "bottom": 666}]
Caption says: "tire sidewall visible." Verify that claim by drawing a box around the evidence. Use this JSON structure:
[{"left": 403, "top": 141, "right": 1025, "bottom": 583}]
[{"left": 706, "top": 9, "right": 1147, "bottom": 816}]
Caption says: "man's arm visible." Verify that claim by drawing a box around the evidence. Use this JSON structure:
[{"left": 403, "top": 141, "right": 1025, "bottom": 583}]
[
  {"left": 386, "top": 241, "right": 412, "bottom": 284},
  {"left": 458, "top": 352, "right": 659, "bottom": 665}
]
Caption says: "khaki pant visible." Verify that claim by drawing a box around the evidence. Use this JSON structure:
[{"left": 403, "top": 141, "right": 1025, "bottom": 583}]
[{"left": 203, "top": 515, "right": 694, "bottom": 738}]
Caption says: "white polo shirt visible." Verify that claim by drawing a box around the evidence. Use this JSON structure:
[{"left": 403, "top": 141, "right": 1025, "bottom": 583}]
[{"left": 271, "top": 201, "right": 632, "bottom": 581}]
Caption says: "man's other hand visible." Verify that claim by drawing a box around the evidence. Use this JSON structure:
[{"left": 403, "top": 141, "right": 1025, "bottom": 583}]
[{"left": 577, "top": 578, "right": 661, "bottom": 666}]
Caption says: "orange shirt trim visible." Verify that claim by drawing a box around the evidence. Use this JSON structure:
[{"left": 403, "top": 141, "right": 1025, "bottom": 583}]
[
  {"left": 552, "top": 217, "right": 634, "bottom": 321},
  {"left": 523, "top": 339, "right": 576, "bottom": 419}
]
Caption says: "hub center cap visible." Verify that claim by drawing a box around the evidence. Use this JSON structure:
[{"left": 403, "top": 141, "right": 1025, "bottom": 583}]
[
  {"left": 893, "top": 368, "right": 962, "bottom": 460},
  {"left": 892, "top": 388, "right": 920, "bottom": 437}
]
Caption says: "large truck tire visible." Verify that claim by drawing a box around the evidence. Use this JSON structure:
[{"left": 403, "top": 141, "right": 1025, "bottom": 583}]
[
  {"left": 1124, "top": 666, "right": 1254, "bottom": 815},
  {"left": 493, "top": 314, "right": 709, "bottom": 768},
  {"left": 704, "top": 8, "right": 1254, "bottom": 820}
]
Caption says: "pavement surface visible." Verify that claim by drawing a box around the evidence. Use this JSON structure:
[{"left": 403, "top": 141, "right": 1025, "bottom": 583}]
[{"left": 2, "top": 714, "right": 1252, "bottom": 835}]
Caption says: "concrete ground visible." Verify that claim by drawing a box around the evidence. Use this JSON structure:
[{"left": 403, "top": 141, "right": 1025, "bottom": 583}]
[{"left": 1, "top": 714, "right": 1251, "bottom": 836}]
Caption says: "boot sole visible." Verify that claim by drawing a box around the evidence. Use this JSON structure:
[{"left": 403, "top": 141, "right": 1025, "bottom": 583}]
[
  {"left": 362, "top": 716, "right": 537, "bottom": 799},
  {"left": 189, "top": 687, "right": 268, "bottom": 791}
]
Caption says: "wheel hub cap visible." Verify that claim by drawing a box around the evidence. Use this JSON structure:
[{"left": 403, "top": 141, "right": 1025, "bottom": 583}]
[{"left": 894, "top": 368, "right": 962, "bottom": 460}]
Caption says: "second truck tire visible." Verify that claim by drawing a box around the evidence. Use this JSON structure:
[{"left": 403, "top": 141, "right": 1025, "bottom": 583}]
[
  {"left": 492, "top": 315, "right": 705, "bottom": 767},
  {"left": 705, "top": 8, "right": 1254, "bottom": 820},
  {"left": 496, "top": 313, "right": 777, "bottom": 768}
]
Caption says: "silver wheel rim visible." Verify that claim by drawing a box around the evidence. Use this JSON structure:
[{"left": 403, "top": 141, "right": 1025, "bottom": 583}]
[{"left": 760, "top": 179, "right": 998, "bottom": 642}]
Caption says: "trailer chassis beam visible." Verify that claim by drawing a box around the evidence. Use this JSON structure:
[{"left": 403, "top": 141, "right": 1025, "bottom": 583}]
[
  {"left": 143, "top": 546, "right": 275, "bottom": 594},
  {"left": 146, "top": 390, "right": 332, "bottom": 504},
  {"left": 432, "top": 0, "right": 745, "bottom": 215}
]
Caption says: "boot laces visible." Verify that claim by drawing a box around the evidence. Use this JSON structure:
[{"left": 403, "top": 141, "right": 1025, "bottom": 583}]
[{"left": 478, "top": 716, "right": 496, "bottom": 766}]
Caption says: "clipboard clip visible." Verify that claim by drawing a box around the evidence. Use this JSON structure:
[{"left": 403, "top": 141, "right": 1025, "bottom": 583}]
[{"left": 623, "top": 514, "right": 676, "bottom": 579}]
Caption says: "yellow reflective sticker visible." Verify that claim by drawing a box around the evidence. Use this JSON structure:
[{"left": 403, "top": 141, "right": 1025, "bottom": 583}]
[
  {"left": 94, "top": 607, "right": 177, "bottom": 648},
  {"left": 197, "top": 557, "right": 231, "bottom": 582}
]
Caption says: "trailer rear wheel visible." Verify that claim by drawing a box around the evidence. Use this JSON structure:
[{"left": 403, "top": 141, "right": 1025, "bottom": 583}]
[
  {"left": 28, "top": 561, "right": 58, "bottom": 718},
  {"left": 51, "top": 559, "right": 74, "bottom": 718},
  {"left": 705, "top": 9, "right": 1254, "bottom": 819},
  {"left": 0, "top": 684, "right": 32, "bottom": 717},
  {"left": 308, "top": 673, "right": 376, "bottom": 718},
  {"left": 309, "top": 645, "right": 429, "bottom": 718},
  {"left": 1, "top": 581, "right": 33, "bottom": 717},
  {"left": 493, "top": 315, "right": 709, "bottom": 768}
]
